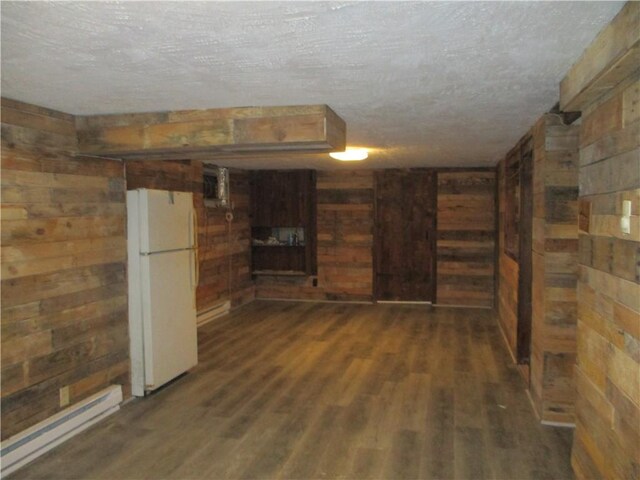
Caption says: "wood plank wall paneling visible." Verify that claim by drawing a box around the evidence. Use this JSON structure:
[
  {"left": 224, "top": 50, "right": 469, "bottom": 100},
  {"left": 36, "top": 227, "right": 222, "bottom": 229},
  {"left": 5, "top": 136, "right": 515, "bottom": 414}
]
[
  {"left": 436, "top": 170, "right": 496, "bottom": 307},
  {"left": 198, "top": 169, "right": 254, "bottom": 309},
  {"left": 1, "top": 98, "right": 129, "bottom": 440},
  {"left": 255, "top": 170, "right": 374, "bottom": 302},
  {"left": 256, "top": 169, "right": 498, "bottom": 305},
  {"left": 497, "top": 113, "right": 580, "bottom": 423},
  {"left": 497, "top": 159, "right": 519, "bottom": 353},
  {"left": 571, "top": 74, "right": 640, "bottom": 480},
  {"left": 530, "top": 114, "right": 580, "bottom": 424},
  {"left": 124, "top": 161, "right": 255, "bottom": 310},
  {"left": 557, "top": 4, "right": 640, "bottom": 478}
]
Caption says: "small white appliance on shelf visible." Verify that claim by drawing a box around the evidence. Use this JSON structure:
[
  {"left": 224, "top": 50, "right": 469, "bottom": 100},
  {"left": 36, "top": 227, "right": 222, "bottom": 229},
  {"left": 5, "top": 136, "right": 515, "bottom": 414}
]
[{"left": 127, "top": 189, "right": 198, "bottom": 397}]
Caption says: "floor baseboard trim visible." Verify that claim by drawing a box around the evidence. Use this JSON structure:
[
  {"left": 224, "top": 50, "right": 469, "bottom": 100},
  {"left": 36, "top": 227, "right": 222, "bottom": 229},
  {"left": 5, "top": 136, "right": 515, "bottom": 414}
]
[
  {"left": 197, "top": 301, "right": 231, "bottom": 327},
  {"left": 376, "top": 300, "right": 432, "bottom": 305},
  {"left": 256, "top": 297, "right": 374, "bottom": 305},
  {"left": 1, "top": 385, "right": 122, "bottom": 477},
  {"left": 541, "top": 420, "right": 576, "bottom": 428},
  {"left": 433, "top": 303, "right": 493, "bottom": 309}
]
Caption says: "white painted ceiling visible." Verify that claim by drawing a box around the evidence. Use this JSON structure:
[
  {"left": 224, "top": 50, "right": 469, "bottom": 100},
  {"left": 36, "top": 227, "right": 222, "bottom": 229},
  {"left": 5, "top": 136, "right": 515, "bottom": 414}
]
[{"left": 1, "top": 1, "right": 624, "bottom": 169}]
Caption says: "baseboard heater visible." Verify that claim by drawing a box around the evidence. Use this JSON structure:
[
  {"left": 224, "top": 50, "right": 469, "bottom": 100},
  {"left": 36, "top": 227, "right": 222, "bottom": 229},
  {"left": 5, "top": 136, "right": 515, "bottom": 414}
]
[
  {"left": 197, "top": 300, "right": 230, "bottom": 327},
  {"left": 0, "top": 385, "right": 122, "bottom": 477}
]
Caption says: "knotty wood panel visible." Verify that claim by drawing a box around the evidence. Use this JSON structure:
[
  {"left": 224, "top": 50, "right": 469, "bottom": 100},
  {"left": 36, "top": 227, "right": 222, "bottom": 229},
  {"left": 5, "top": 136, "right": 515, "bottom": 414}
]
[
  {"left": 125, "top": 161, "right": 254, "bottom": 310},
  {"left": 436, "top": 170, "right": 496, "bottom": 307},
  {"left": 1, "top": 98, "right": 129, "bottom": 439},
  {"left": 255, "top": 170, "right": 374, "bottom": 301},
  {"left": 559, "top": 7, "right": 640, "bottom": 475}
]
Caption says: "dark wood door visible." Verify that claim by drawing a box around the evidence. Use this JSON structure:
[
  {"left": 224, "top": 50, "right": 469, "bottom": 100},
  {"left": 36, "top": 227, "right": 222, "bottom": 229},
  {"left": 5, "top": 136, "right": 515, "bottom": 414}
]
[
  {"left": 375, "top": 169, "right": 436, "bottom": 301},
  {"left": 250, "top": 170, "right": 310, "bottom": 227}
]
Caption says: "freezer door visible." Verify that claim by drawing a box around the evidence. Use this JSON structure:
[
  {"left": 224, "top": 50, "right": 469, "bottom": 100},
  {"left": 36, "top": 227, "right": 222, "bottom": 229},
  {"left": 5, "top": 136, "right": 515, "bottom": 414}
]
[
  {"left": 138, "top": 189, "right": 195, "bottom": 254},
  {"left": 141, "top": 249, "right": 198, "bottom": 391}
]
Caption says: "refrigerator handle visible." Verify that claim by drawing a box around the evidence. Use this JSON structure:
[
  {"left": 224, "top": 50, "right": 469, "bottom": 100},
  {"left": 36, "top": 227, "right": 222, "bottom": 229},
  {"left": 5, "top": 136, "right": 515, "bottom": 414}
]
[{"left": 192, "top": 209, "right": 200, "bottom": 289}]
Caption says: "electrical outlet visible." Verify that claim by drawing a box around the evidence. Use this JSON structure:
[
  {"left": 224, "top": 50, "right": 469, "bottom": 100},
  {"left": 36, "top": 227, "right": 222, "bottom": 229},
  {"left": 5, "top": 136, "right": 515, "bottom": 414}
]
[
  {"left": 620, "top": 200, "right": 631, "bottom": 235},
  {"left": 59, "top": 386, "right": 70, "bottom": 407}
]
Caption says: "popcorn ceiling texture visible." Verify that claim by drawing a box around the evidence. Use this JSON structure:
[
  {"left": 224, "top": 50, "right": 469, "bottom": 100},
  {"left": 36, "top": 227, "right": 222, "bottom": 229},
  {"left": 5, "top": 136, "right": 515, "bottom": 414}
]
[{"left": 1, "top": 1, "right": 624, "bottom": 169}]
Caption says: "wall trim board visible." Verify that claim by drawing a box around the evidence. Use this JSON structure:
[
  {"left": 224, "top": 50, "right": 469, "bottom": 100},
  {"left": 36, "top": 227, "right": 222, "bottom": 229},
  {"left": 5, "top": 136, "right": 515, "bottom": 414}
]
[
  {"left": 496, "top": 312, "right": 518, "bottom": 365},
  {"left": 369, "top": 166, "right": 496, "bottom": 173},
  {"left": 256, "top": 297, "right": 374, "bottom": 305},
  {"left": 541, "top": 420, "right": 576, "bottom": 429},
  {"left": 433, "top": 303, "right": 492, "bottom": 309},
  {"left": 377, "top": 300, "right": 432, "bottom": 305}
]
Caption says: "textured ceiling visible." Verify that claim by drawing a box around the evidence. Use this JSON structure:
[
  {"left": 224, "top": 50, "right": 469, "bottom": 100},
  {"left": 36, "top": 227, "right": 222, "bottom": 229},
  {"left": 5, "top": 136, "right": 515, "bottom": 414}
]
[{"left": 1, "top": 1, "right": 624, "bottom": 169}]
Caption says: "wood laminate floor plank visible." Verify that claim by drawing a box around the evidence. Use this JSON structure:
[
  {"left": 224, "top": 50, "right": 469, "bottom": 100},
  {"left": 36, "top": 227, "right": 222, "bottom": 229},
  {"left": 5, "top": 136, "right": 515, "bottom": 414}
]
[{"left": 10, "top": 300, "right": 574, "bottom": 480}]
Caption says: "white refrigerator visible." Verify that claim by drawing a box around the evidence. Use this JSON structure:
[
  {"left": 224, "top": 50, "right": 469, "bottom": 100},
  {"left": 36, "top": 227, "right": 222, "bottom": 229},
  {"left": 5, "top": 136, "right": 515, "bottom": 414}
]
[{"left": 127, "top": 189, "right": 198, "bottom": 397}]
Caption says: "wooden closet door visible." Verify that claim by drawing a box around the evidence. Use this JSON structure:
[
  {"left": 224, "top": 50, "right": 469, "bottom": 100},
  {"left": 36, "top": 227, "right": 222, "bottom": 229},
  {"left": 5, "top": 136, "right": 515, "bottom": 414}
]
[{"left": 375, "top": 169, "right": 436, "bottom": 301}]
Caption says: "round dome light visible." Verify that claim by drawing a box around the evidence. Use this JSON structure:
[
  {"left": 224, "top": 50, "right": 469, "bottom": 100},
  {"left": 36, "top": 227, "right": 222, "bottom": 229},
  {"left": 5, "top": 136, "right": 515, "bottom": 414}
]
[{"left": 329, "top": 148, "right": 368, "bottom": 161}]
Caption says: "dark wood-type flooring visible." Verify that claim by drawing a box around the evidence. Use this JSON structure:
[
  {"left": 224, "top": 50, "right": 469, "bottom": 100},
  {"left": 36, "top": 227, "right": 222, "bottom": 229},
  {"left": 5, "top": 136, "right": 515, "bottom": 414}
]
[{"left": 12, "top": 301, "right": 574, "bottom": 479}]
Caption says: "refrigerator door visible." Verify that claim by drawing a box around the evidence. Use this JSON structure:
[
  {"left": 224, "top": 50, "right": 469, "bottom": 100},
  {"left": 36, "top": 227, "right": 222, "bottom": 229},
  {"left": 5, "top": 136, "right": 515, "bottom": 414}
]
[
  {"left": 138, "top": 189, "right": 195, "bottom": 254},
  {"left": 140, "top": 249, "right": 198, "bottom": 391}
]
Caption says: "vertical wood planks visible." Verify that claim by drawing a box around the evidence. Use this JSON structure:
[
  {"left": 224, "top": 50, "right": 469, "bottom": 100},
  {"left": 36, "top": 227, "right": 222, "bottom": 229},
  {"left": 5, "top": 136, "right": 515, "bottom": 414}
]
[{"left": 375, "top": 170, "right": 436, "bottom": 302}]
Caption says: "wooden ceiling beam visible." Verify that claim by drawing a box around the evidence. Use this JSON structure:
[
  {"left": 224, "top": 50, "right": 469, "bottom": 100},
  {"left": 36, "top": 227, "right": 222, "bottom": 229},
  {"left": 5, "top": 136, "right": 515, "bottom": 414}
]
[
  {"left": 75, "top": 105, "right": 346, "bottom": 159},
  {"left": 559, "top": 2, "right": 639, "bottom": 112}
]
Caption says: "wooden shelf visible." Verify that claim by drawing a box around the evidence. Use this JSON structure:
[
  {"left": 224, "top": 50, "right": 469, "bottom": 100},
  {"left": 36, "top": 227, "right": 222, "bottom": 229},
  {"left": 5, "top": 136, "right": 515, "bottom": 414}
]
[{"left": 250, "top": 170, "right": 317, "bottom": 276}]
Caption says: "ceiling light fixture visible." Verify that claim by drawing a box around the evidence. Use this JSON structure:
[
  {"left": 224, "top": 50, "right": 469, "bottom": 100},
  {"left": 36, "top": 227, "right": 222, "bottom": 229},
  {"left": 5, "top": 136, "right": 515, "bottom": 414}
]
[{"left": 329, "top": 147, "right": 368, "bottom": 161}]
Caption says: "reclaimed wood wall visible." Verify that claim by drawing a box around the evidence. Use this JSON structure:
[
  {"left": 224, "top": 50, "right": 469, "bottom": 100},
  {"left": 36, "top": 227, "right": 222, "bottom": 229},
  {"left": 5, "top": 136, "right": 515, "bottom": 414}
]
[
  {"left": 76, "top": 105, "right": 346, "bottom": 160},
  {"left": 256, "top": 168, "right": 497, "bottom": 305},
  {"left": 497, "top": 114, "right": 580, "bottom": 422},
  {"left": 530, "top": 114, "right": 580, "bottom": 424},
  {"left": 125, "top": 161, "right": 254, "bottom": 310},
  {"left": 497, "top": 160, "right": 519, "bottom": 354},
  {"left": 555, "top": 3, "right": 640, "bottom": 478},
  {"left": 560, "top": 6, "right": 640, "bottom": 479},
  {"left": 1, "top": 98, "right": 129, "bottom": 439},
  {"left": 198, "top": 169, "right": 254, "bottom": 309},
  {"left": 436, "top": 170, "right": 496, "bottom": 307},
  {"left": 572, "top": 77, "right": 640, "bottom": 479},
  {"left": 255, "top": 170, "right": 374, "bottom": 301}
]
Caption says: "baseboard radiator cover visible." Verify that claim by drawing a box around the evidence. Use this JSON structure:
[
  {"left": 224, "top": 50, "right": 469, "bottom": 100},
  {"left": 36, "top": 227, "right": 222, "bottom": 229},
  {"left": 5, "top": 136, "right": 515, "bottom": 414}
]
[
  {"left": 0, "top": 385, "right": 122, "bottom": 477},
  {"left": 197, "top": 300, "right": 231, "bottom": 327}
]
